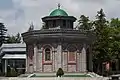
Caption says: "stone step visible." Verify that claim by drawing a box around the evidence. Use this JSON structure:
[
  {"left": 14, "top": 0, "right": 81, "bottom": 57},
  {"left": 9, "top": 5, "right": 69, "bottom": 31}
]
[{"left": 20, "top": 72, "right": 93, "bottom": 77}]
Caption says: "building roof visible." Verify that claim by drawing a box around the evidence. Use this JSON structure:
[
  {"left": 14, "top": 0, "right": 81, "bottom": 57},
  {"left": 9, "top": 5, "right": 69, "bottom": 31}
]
[
  {"left": 0, "top": 43, "right": 26, "bottom": 56},
  {"left": 1, "top": 43, "right": 26, "bottom": 48},
  {"left": 50, "top": 8, "right": 68, "bottom": 16},
  {"left": 2, "top": 54, "right": 26, "bottom": 59}
]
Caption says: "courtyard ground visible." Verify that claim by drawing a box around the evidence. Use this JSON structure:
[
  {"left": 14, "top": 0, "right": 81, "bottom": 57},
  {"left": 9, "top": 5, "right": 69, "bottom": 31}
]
[{"left": 0, "top": 77, "right": 108, "bottom": 80}]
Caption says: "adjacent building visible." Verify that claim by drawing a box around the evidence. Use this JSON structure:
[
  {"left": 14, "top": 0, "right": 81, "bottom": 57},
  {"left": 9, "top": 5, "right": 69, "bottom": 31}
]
[{"left": 0, "top": 43, "right": 26, "bottom": 73}]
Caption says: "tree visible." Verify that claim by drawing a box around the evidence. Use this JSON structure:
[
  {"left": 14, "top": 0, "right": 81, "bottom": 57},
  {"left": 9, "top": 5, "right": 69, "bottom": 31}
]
[
  {"left": 6, "top": 33, "right": 21, "bottom": 43},
  {"left": 92, "top": 9, "right": 120, "bottom": 75},
  {"left": 110, "top": 18, "right": 120, "bottom": 28},
  {"left": 15, "top": 33, "right": 21, "bottom": 43},
  {"left": 93, "top": 9, "right": 108, "bottom": 36},
  {"left": 109, "top": 19, "right": 120, "bottom": 66},
  {"left": 0, "top": 23, "right": 7, "bottom": 46},
  {"left": 92, "top": 9, "right": 111, "bottom": 74},
  {"left": 78, "top": 15, "right": 92, "bottom": 30}
]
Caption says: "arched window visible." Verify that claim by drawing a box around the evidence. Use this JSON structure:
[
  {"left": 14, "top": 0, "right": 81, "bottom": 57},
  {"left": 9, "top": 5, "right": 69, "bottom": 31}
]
[{"left": 45, "top": 48, "right": 51, "bottom": 61}]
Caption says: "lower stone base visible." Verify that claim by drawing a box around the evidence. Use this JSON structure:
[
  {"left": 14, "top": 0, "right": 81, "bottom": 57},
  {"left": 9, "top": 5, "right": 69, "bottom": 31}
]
[
  {"left": 20, "top": 72, "right": 102, "bottom": 78},
  {"left": 0, "top": 77, "right": 107, "bottom": 80}
]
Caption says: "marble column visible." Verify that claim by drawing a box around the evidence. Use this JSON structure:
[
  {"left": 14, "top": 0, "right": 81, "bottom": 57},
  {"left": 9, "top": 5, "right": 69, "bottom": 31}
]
[
  {"left": 62, "top": 51, "right": 68, "bottom": 72},
  {"left": 54, "top": 49, "right": 58, "bottom": 71},
  {"left": 29, "top": 45, "right": 34, "bottom": 73},
  {"left": 38, "top": 47, "right": 43, "bottom": 72},
  {"left": 5, "top": 59, "right": 7, "bottom": 73},
  {"left": 77, "top": 52, "right": 80, "bottom": 72},
  {"left": 81, "top": 47, "right": 87, "bottom": 72},
  {"left": 57, "top": 44, "right": 62, "bottom": 68},
  {"left": 52, "top": 50, "right": 56, "bottom": 72},
  {"left": 33, "top": 44, "right": 37, "bottom": 72},
  {"left": 79, "top": 51, "right": 82, "bottom": 72}
]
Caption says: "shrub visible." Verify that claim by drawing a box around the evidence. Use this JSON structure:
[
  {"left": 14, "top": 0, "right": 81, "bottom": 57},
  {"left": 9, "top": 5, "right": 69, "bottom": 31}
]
[
  {"left": 56, "top": 68, "right": 64, "bottom": 77},
  {"left": 0, "top": 72, "right": 5, "bottom": 76},
  {"left": 6, "top": 67, "right": 18, "bottom": 77},
  {"left": 6, "top": 65, "right": 11, "bottom": 77},
  {"left": 10, "top": 68, "right": 17, "bottom": 77}
]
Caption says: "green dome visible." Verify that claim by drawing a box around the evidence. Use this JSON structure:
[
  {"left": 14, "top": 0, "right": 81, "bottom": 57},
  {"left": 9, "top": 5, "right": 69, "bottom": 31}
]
[{"left": 50, "top": 8, "right": 68, "bottom": 16}]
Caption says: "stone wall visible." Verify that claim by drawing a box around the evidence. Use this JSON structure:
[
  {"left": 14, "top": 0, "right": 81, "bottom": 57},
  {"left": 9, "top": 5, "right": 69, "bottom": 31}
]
[{"left": 26, "top": 43, "right": 88, "bottom": 73}]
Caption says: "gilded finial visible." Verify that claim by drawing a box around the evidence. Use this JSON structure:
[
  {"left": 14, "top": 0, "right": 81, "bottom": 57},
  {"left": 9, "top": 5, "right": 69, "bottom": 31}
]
[{"left": 58, "top": 3, "right": 60, "bottom": 9}]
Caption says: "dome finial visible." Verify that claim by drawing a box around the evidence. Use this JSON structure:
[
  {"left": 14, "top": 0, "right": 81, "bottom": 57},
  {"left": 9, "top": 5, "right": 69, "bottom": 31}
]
[{"left": 58, "top": 3, "right": 60, "bottom": 9}]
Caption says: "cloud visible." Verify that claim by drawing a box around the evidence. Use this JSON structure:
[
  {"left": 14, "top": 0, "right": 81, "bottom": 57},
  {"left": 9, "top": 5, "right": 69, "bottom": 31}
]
[
  {"left": 0, "top": 0, "right": 25, "bottom": 35},
  {"left": 0, "top": 0, "right": 120, "bottom": 35},
  {"left": 0, "top": 0, "right": 14, "bottom": 10}
]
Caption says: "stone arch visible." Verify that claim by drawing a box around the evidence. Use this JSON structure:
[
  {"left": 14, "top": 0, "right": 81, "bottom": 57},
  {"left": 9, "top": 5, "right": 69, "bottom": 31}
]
[
  {"left": 42, "top": 44, "right": 54, "bottom": 51},
  {"left": 42, "top": 44, "right": 53, "bottom": 61},
  {"left": 42, "top": 44, "right": 53, "bottom": 72},
  {"left": 67, "top": 44, "right": 77, "bottom": 62},
  {"left": 44, "top": 48, "right": 51, "bottom": 61},
  {"left": 67, "top": 44, "right": 77, "bottom": 52}
]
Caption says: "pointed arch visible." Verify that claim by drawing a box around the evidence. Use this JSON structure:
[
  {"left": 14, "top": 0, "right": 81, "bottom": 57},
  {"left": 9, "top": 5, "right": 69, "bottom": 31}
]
[
  {"left": 42, "top": 44, "right": 53, "bottom": 63},
  {"left": 67, "top": 44, "right": 77, "bottom": 62},
  {"left": 45, "top": 48, "right": 51, "bottom": 61}
]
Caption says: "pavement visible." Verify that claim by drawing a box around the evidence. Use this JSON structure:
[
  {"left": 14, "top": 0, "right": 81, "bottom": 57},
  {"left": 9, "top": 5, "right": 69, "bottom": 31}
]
[{"left": 0, "top": 77, "right": 108, "bottom": 80}]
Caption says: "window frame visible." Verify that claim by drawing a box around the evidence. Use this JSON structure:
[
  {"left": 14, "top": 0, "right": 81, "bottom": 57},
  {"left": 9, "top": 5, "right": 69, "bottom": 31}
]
[
  {"left": 45, "top": 48, "right": 51, "bottom": 61},
  {"left": 43, "top": 47, "right": 52, "bottom": 64}
]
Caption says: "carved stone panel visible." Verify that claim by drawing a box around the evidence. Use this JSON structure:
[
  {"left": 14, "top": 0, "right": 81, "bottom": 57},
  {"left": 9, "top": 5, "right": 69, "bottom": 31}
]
[
  {"left": 68, "top": 65, "right": 76, "bottom": 72},
  {"left": 43, "top": 65, "right": 52, "bottom": 72}
]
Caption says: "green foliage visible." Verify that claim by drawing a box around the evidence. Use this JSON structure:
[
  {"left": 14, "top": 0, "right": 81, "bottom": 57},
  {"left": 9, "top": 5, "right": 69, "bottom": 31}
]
[
  {"left": 77, "top": 8, "right": 120, "bottom": 74},
  {"left": 56, "top": 68, "right": 64, "bottom": 77},
  {"left": 110, "top": 18, "right": 120, "bottom": 28},
  {"left": 78, "top": 15, "right": 92, "bottom": 30},
  {"left": 93, "top": 15, "right": 120, "bottom": 63},
  {"left": 6, "top": 65, "right": 11, "bottom": 77},
  {"left": 0, "top": 72, "right": 5, "bottom": 76},
  {"left": 93, "top": 9, "right": 108, "bottom": 37},
  {"left": 6, "top": 33, "right": 21, "bottom": 43},
  {"left": 15, "top": 33, "right": 21, "bottom": 43},
  {"left": 91, "top": 9, "right": 120, "bottom": 74},
  {"left": 10, "top": 68, "right": 17, "bottom": 77},
  {"left": 6, "top": 66, "right": 18, "bottom": 77},
  {"left": 92, "top": 9, "right": 110, "bottom": 62},
  {"left": 0, "top": 23, "right": 7, "bottom": 46}
]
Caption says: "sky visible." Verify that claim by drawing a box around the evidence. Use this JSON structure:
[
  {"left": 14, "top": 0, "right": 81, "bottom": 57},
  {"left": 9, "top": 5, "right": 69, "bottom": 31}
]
[{"left": 0, "top": 0, "right": 120, "bottom": 35}]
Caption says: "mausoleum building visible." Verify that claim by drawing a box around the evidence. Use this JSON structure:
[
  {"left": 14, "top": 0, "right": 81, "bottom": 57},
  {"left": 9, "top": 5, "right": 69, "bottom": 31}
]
[{"left": 22, "top": 5, "right": 93, "bottom": 73}]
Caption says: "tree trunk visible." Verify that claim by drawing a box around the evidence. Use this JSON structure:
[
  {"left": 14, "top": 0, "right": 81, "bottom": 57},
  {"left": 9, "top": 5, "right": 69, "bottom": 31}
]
[{"left": 97, "top": 63, "right": 100, "bottom": 74}]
